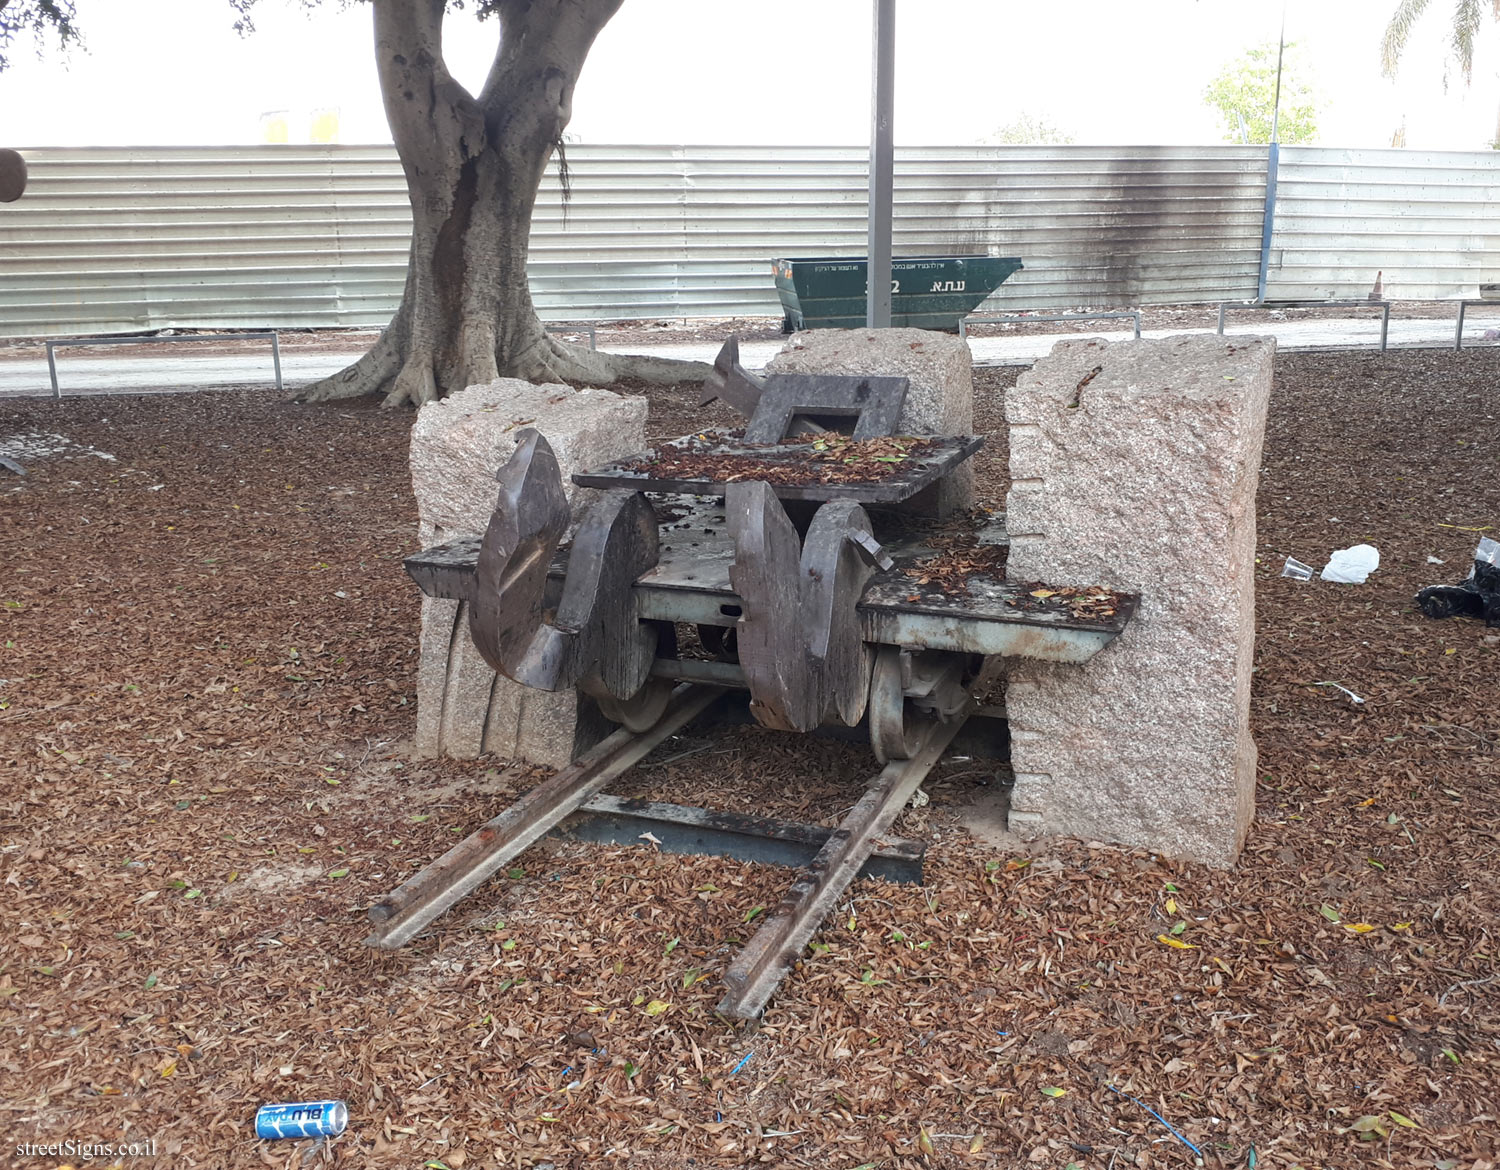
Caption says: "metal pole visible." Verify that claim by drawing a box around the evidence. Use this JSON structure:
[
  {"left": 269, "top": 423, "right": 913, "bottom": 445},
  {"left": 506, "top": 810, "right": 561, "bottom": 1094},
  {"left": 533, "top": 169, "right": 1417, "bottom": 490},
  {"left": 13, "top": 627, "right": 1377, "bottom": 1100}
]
[
  {"left": 46, "top": 342, "right": 60, "bottom": 399},
  {"left": 1256, "top": 4, "right": 1287, "bottom": 304},
  {"left": 1255, "top": 141, "right": 1279, "bottom": 304},
  {"left": 1269, "top": 5, "right": 1286, "bottom": 146},
  {"left": 269, "top": 330, "right": 283, "bottom": 391},
  {"left": 866, "top": 0, "right": 895, "bottom": 329}
]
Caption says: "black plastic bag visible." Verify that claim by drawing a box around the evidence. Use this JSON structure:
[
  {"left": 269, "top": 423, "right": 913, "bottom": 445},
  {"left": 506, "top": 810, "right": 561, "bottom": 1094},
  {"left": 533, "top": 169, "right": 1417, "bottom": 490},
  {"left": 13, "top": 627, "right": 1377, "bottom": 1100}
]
[{"left": 1416, "top": 539, "right": 1500, "bottom": 627}]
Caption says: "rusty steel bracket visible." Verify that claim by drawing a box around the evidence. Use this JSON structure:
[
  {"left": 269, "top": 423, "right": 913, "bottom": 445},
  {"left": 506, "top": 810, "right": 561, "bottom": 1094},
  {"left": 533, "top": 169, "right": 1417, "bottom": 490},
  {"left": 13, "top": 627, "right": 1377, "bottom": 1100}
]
[{"left": 716, "top": 713, "right": 966, "bottom": 1020}]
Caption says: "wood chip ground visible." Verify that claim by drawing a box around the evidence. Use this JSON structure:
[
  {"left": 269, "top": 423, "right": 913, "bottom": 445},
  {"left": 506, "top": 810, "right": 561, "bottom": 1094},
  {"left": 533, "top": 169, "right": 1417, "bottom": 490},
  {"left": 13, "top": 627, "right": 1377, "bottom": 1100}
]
[{"left": 0, "top": 348, "right": 1496, "bottom": 1168}]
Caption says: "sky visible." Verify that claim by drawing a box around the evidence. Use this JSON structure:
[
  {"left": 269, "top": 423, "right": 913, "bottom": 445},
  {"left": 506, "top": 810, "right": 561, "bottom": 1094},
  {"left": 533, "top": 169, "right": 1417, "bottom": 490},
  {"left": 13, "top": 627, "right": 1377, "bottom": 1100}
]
[{"left": 1, "top": 0, "right": 1498, "bottom": 151}]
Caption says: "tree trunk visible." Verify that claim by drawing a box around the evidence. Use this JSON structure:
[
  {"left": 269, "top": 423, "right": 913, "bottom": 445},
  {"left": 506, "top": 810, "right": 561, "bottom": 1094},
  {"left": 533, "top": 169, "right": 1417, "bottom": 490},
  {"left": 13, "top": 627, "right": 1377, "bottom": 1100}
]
[{"left": 296, "top": 0, "right": 708, "bottom": 408}]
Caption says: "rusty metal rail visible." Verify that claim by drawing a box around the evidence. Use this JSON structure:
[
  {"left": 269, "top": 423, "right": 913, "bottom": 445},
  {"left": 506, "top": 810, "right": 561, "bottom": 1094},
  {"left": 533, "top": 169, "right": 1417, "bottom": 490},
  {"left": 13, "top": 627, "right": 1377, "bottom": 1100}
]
[
  {"left": 365, "top": 684, "right": 722, "bottom": 949},
  {"left": 717, "top": 713, "right": 966, "bottom": 1019}
]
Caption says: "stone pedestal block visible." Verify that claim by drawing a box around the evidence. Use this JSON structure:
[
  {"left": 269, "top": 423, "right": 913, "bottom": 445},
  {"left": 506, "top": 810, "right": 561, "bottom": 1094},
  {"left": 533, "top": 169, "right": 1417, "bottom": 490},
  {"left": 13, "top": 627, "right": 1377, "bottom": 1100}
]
[
  {"left": 1002, "top": 335, "right": 1273, "bottom": 867},
  {"left": 766, "top": 328, "right": 974, "bottom": 515},
  {"left": 409, "top": 380, "right": 647, "bottom": 765}
]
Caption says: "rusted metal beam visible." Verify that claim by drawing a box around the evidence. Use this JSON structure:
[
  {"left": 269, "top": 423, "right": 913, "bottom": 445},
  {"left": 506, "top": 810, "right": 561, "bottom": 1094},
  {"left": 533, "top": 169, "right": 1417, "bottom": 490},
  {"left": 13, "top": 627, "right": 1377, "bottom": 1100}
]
[
  {"left": 365, "top": 684, "right": 722, "bottom": 950},
  {"left": 554, "top": 794, "right": 926, "bottom": 884},
  {"left": 717, "top": 714, "right": 966, "bottom": 1019}
]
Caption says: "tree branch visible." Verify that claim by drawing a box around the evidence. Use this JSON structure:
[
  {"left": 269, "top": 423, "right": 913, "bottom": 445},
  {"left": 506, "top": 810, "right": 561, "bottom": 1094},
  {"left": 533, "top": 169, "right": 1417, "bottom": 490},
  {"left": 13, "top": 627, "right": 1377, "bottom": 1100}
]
[
  {"left": 482, "top": 0, "right": 623, "bottom": 122},
  {"left": 373, "top": 0, "right": 484, "bottom": 170}
]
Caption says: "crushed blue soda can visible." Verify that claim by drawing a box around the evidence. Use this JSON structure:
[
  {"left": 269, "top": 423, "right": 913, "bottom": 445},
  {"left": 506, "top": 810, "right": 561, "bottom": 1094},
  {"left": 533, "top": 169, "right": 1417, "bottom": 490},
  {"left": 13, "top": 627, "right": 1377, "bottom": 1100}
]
[{"left": 255, "top": 1099, "right": 348, "bottom": 1140}]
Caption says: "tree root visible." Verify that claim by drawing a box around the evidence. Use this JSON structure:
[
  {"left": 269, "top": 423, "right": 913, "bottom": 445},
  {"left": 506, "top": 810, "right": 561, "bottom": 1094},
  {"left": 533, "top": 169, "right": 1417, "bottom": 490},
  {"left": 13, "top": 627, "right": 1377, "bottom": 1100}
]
[
  {"left": 535, "top": 335, "right": 711, "bottom": 386},
  {"left": 292, "top": 324, "right": 712, "bottom": 407},
  {"left": 384, "top": 353, "right": 440, "bottom": 409},
  {"left": 291, "top": 324, "right": 403, "bottom": 403}
]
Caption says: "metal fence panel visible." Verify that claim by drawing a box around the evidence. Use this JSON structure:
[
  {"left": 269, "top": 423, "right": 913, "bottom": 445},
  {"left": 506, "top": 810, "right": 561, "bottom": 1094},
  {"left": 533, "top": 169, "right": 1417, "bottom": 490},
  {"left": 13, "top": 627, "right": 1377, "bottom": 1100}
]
[
  {"left": 3, "top": 143, "right": 1497, "bottom": 338},
  {"left": 1268, "top": 146, "right": 1500, "bottom": 301}
]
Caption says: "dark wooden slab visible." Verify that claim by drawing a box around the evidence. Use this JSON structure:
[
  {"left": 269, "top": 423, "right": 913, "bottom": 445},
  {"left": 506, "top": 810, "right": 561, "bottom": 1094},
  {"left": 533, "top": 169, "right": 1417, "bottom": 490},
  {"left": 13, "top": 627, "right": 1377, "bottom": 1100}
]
[
  {"left": 550, "top": 490, "right": 661, "bottom": 701},
  {"left": 799, "top": 500, "right": 887, "bottom": 727},
  {"left": 744, "top": 372, "right": 909, "bottom": 442},
  {"left": 697, "top": 337, "right": 764, "bottom": 418},
  {"left": 469, "top": 430, "right": 571, "bottom": 679},
  {"left": 572, "top": 433, "right": 983, "bottom": 505},
  {"left": 725, "top": 481, "right": 813, "bottom": 731},
  {"left": 406, "top": 535, "right": 482, "bottom": 603}
]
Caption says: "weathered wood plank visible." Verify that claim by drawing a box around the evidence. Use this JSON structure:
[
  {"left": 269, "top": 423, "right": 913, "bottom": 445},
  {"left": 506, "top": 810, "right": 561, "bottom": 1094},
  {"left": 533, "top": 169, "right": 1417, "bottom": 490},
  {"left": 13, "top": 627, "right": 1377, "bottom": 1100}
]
[
  {"left": 366, "top": 684, "right": 723, "bottom": 950},
  {"left": 717, "top": 715, "right": 966, "bottom": 1019}
]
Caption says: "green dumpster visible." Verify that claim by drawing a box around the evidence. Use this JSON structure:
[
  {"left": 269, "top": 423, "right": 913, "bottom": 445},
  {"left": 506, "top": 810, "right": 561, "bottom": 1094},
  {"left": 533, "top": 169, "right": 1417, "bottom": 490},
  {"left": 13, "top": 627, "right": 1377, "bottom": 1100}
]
[{"left": 772, "top": 255, "right": 1023, "bottom": 331}]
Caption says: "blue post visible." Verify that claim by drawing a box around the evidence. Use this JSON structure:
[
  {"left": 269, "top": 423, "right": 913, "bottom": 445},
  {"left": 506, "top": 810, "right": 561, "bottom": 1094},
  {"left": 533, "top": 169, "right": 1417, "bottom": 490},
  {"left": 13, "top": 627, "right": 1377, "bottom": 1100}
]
[{"left": 1256, "top": 140, "right": 1279, "bottom": 304}]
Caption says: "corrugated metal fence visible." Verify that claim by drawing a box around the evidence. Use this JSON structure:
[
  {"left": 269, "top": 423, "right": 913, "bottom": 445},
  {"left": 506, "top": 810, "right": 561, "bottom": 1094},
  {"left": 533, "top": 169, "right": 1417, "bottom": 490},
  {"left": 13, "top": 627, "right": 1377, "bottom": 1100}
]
[
  {"left": 2, "top": 143, "right": 1497, "bottom": 338},
  {"left": 1267, "top": 146, "right": 1500, "bottom": 301}
]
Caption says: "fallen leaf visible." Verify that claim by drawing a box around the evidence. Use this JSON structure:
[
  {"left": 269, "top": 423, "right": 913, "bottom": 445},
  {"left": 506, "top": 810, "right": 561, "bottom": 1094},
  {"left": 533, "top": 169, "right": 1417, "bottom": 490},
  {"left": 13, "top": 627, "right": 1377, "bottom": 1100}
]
[{"left": 1157, "top": 934, "right": 1199, "bottom": 950}]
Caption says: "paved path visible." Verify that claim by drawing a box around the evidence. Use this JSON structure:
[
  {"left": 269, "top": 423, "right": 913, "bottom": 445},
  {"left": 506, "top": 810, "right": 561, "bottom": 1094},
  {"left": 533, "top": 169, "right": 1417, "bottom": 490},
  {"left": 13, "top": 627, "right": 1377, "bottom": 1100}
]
[{"left": 3, "top": 312, "right": 1499, "bottom": 398}]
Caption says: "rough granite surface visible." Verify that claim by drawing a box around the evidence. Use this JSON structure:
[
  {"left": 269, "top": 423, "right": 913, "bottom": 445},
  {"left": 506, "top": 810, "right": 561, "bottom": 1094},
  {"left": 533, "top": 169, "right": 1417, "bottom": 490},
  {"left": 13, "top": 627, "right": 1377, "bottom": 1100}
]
[
  {"left": 409, "top": 380, "right": 647, "bottom": 764},
  {"left": 766, "top": 328, "right": 974, "bottom": 514},
  {"left": 410, "top": 378, "right": 648, "bottom": 546},
  {"left": 1002, "top": 334, "right": 1273, "bottom": 867}
]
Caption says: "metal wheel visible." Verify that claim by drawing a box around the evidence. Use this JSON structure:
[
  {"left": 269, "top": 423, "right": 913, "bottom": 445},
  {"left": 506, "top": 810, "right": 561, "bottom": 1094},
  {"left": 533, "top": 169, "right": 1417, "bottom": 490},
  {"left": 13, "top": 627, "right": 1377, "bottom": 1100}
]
[
  {"left": 696, "top": 624, "right": 738, "bottom": 661},
  {"left": 869, "top": 645, "right": 918, "bottom": 764},
  {"left": 596, "top": 676, "right": 675, "bottom": 733}
]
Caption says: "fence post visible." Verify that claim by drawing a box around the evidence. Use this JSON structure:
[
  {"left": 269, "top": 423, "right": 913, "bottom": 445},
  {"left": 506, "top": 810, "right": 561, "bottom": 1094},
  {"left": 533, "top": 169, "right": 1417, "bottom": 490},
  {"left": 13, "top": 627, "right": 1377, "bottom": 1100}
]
[{"left": 1256, "top": 141, "right": 1280, "bottom": 305}]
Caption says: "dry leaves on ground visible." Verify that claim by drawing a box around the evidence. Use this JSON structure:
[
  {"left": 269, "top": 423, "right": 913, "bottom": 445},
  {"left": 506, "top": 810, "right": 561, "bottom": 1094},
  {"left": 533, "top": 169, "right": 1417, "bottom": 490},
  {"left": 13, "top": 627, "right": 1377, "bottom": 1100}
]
[{"left": 0, "top": 347, "right": 1496, "bottom": 1169}]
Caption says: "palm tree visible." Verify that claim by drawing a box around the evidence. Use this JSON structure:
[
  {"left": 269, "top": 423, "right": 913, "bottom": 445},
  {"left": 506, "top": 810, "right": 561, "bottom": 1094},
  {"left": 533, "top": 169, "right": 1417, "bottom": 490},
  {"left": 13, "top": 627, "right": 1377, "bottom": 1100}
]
[{"left": 1381, "top": 0, "right": 1500, "bottom": 146}]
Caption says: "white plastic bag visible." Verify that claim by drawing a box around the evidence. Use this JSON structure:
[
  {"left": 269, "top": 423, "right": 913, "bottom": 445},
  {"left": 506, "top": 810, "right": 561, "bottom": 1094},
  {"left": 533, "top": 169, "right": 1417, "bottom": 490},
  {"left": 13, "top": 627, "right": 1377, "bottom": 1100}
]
[{"left": 1320, "top": 543, "right": 1380, "bottom": 584}]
